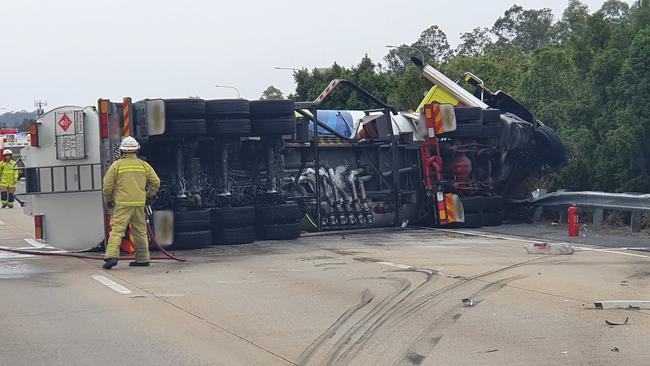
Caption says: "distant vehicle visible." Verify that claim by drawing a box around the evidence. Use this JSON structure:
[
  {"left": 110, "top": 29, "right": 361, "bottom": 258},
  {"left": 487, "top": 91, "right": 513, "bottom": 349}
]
[{"left": 17, "top": 60, "right": 563, "bottom": 251}]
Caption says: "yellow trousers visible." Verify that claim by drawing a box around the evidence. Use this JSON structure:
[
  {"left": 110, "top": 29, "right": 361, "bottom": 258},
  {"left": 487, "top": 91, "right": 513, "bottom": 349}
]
[{"left": 105, "top": 205, "right": 150, "bottom": 262}]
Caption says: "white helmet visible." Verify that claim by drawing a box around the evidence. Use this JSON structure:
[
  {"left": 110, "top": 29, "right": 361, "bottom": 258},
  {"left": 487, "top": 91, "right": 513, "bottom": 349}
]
[
  {"left": 2, "top": 149, "right": 12, "bottom": 156},
  {"left": 119, "top": 136, "right": 140, "bottom": 152}
]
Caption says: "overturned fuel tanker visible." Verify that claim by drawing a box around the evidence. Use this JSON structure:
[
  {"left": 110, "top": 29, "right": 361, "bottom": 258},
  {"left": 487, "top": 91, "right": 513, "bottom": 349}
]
[{"left": 18, "top": 58, "right": 564, "bottom": 251}]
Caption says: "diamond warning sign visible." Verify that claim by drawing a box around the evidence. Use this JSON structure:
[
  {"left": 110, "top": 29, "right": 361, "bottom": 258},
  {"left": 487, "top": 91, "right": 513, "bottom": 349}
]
[{"left": 58, "top": 114, "right": 73, "bottom": 132}]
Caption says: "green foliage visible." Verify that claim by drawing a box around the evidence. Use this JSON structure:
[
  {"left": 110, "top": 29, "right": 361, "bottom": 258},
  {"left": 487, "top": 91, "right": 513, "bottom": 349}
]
[
  {"left": 292, "top": 0, "right": 650, "bottom": 193},
  {"left": 260, "top": 85, "right": 284, "bottom": 100}
]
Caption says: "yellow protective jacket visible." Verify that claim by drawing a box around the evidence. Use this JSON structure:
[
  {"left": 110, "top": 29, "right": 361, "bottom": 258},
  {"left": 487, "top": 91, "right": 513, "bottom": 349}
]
[
  {"left": 102, "top": 154, "right": 160, "bottom": 206},
  {"left": 0, "top": 160, "right": 19, "bottom": 188}
]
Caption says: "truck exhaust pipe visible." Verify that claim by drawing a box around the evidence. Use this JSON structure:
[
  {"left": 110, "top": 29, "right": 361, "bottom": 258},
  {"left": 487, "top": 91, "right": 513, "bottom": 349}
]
[{"left": 411, "top": 56, "right": 488, "bottom": 109}]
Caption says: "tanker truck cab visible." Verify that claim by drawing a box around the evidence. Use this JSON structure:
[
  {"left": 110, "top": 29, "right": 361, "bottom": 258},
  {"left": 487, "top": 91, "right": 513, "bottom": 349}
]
[{"left": 19, "top": 99, "right": 169, "bottom": 252}]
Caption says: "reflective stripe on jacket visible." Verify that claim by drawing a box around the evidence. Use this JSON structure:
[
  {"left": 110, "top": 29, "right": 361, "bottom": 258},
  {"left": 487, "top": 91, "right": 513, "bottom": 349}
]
[
  {"left": 102, "top": 154, "right": 160, "bottom": 207},
  {"left": 0, "top": 160, "right": 19, "bottom": 188}
]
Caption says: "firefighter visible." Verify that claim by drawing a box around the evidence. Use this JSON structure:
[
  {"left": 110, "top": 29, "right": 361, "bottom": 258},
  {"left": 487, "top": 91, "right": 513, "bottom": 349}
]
[
  {"left": 102, "top": 137, "right": 160, "bottom": 269},
  {"left": 0, "top": 150, "right": 19, "bottom": 208}
]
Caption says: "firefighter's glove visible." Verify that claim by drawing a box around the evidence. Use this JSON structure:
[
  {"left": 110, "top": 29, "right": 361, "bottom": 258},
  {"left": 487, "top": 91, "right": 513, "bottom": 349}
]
[{"left": 106, "top": 201, "right": 115, "bottom": 209}]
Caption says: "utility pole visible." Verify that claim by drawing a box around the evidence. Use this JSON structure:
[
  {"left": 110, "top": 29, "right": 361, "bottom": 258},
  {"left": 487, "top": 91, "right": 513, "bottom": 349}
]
[{"left": 34, "top": 100, "right": 48, "bottom": 117}]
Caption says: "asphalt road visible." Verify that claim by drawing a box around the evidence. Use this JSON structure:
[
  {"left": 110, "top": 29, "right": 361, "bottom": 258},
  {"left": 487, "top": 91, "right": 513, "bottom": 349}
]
[{"left": 1, "top": 208, "right": 649, "bottom": 366}]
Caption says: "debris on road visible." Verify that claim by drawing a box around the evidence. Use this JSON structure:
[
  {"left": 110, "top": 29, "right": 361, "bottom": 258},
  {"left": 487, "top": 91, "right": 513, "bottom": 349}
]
[
  {"left": 462, "top": 298, "right": 474, "bottom": 307},
  {"left": 595, "top": 301, "right": 650, "bottom": 310},
  {"left": 525, "top": 242, "right": 574, "bottom": 255},
  {"left": 605, "top": 317, "right": 629, "bottom": 326},
  {"left": 611, "top": 347, "right": 620, "bottom": 352}
]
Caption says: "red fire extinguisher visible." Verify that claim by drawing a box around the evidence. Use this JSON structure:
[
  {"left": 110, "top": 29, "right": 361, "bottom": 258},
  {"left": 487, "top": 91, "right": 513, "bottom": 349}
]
[{"left": 568, "top": 204, "right": 580, "bottom": 237}]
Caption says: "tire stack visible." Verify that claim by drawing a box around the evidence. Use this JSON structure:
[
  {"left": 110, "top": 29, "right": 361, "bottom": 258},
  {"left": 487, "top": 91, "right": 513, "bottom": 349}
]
[
  {"left": 250, "top": 100, "right": 296, "bottom": 136},
  {"left": 206, "top": 99, "right": 251, "bottom": 137},
  {"left": 163, "top": 99, "right": 207, "bottom": 136},
  {"left": 171, "top": 209, "right": 213, "bottom": 249},
  {"left": 256, "top": 202, "right": 302, "bottom": 240},
  {"left": 459, "top": 195, "right": 504, "bottom": 227},
  {"left": 212, "top": 206, "right": 256, "bottom": 244},
  {"left": 444, "top": 107, "right": 502, "bottom": 139}
]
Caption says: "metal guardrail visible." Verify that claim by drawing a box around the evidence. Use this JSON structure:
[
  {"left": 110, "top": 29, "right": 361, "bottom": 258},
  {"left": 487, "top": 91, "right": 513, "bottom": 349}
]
[{"left": 511, "top": 191, "right": 650, "bottom": 233}]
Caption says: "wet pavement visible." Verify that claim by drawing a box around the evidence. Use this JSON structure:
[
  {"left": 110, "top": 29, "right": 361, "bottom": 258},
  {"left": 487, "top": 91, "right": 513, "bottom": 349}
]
[{"left": 1, "top": 208, "right": 649, "bottom": 365}]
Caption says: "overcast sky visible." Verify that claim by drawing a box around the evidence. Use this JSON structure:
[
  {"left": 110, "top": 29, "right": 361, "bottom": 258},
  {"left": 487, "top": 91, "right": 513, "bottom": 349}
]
[{"left": 0, "top": 0, "right": 625, "bottom": 111}]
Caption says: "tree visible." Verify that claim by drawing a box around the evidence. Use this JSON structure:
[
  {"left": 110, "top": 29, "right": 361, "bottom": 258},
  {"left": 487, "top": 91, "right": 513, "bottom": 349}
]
[
  {"left": 260, "top": 85, "right": 284, "bottom": 100},
  {"left": 558, "top": 0, "right": 590, "bottom": 37},
  {"left": 456, "top": 27, "right": 492, "bottom": 57},
  {"left": 492, "top": 5, "right": 557, "bottom": 52},
  {"left": 384, "top": 25, "right": 451, "bottom": 73},
  {"left": 415, "top": 25, "right": 452, "bottom": 64},
  {"left": 384, "top": 45, "right": 418, "bottom": 74},
  {"left": 599, "top": 0, "right": 630, "bottom": 22}
]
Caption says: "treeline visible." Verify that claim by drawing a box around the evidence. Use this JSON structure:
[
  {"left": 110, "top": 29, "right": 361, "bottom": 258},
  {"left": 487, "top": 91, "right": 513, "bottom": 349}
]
[
  {"left": 289, "top": 0, "right": 650, "bottom": 193},
  {"left": 0, "top": 111, "right": 37, "bottom": 129}
]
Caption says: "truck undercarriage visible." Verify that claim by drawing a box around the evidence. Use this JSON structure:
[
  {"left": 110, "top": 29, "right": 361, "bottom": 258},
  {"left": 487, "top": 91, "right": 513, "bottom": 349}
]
[{"left": 19, "top": 61, "right": 564, "bottom": 251}]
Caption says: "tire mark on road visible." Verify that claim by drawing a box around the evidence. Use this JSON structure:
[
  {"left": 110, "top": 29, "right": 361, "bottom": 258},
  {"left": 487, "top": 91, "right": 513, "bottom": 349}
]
[
  {"left": 323, "top": 277, "right": 413, "bottom": 365},
  {"left": 297, "top": 289, "right": 374, "bottom": 365},
  {"left": 302, "top": 256, "right": 549, "bottom": 366}
]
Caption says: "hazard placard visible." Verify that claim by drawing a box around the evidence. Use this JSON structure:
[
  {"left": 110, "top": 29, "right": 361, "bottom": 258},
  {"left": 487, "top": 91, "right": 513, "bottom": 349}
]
[
  {"left": 55, "top": 110, "right": 85, "bottom": 160},
  {"left": 55, "top": 112, "right": 80, "bottom": 136}
]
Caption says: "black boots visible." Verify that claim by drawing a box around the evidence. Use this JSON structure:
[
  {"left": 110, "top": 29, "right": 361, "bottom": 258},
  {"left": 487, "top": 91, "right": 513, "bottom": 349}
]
[
  {"left": 102, "top": 258, "right": 118, "bottom": 269},
  {"left": 102, "top": 258, "right": 150, "bottom": 268},
  {"left": 129, "top": 261, "right": 150, "bottom": 267}
]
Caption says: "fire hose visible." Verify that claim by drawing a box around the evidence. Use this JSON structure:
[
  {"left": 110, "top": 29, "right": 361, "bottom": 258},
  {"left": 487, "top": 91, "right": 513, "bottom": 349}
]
[{"left": 0, "top": 206, "right": 186, "bottom": 262}]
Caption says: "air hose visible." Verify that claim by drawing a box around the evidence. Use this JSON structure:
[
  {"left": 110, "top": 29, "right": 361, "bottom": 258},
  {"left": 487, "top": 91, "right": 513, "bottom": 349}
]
[{"left": 0, "top": 210, "right": 187, "bottom": 262}]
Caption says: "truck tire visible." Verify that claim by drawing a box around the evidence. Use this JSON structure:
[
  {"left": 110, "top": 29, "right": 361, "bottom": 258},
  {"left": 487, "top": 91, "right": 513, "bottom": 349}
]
[
  {"left": 164, "top": 99, "right": 206, "bottom": 118},
  {"left": 445, "top": 123, "right": 501, "bottom": 139},
  {"left": 256, "top": 202, "right": 301, "bottom": 224},
  {"left": 166, "top": 118, "right": 207, "bottom": 136},
  {"left": 214, "top": 225, "right": 256, "bottom": 245},
  {"left": 251, "top": 117, "right": 296, "bottom": 136},
  {"left": 206, "top": 99, "right": 250, "bottom": 118},
  {"left": 175, "top": 209, "right": 211, "bottom": 231},
  {"left": 212, "top": 206, "right": 255, "bottom": 226},
  {"left": 257, "top": 222, "right": 301, "bottom": 240},
  {"left": 250, "top": 100, "right": 295, "bottom": 117},
  {"left": 172, "top": 230, "right": 213, "bottom": 249},
  {"left": 483, "top": 196, "right": 504, "bottom": 212},
  {"left": 207, "top": 118, "right": 251, "bottom": 136},
  {"left": 454, "top": 107, "right": 481, "bottom": 122},
  {"left": 481, "top": 124, "right": 502, "bottom": 138},
  {"left": 461, "top": 213, "right": 482, "bottom": 227},
  {"left": 533, "top": 125, "right": 565, "bottom": 168},
  {"left": 482, "top": 109, "right": 501, "bottom": 124},
  {"left": 459, "top": 196, "right": 484, "bottom": 213},
  {"left": 460, "top": 196, "right": 503, "bottom": 214},
  {"left": 460, "top": 211, "right": 504, "bottom": 227}
]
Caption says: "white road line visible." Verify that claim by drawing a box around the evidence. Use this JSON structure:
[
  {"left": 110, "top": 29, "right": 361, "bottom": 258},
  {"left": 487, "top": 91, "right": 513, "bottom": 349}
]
[
  {"left": 24, "top": 238, "right": 50, "bottom": 249},
  {"left": 91, "top": 275, "right": 133, "bottom": 295},
  {"left": 0, "top": 252, "right": 34, "bottom": 259},
  {"left": 433, "top": 228, "right": 650, "bottom": 260},
  {"left": 377, "top": 261, "right": 413, "bottom": 270},
  {"left": 0, "top": 220, "right": 6, "bottom": 226},
  {"left": 573, "top": 247, "right": 650, "bottom": 258}
]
